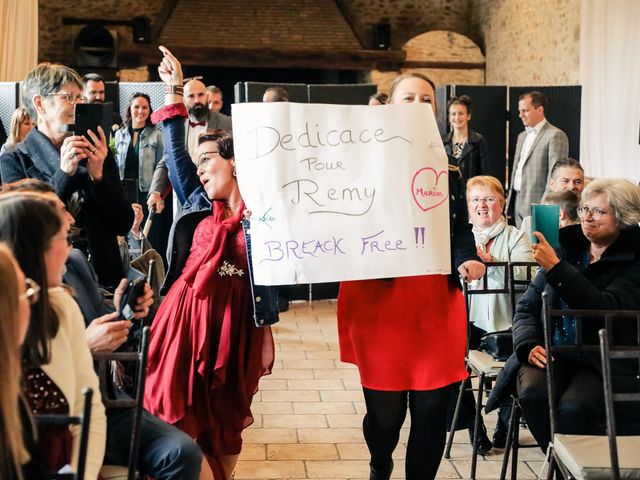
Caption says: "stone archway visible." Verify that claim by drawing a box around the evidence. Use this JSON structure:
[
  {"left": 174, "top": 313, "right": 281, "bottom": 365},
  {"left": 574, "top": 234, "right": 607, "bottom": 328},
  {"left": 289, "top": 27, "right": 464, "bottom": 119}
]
[{"left": 371, "top": 30, "right": 485, "bottom": 94}]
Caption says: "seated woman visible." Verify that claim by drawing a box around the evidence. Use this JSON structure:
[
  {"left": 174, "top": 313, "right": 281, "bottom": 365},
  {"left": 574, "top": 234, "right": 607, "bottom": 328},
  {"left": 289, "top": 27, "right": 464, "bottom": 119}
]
[
  {"left": 0, "top": 244, "right": 48, "bottom": 480},
  {"left": 513, "top": 178, "right": 640, "bottom": 451},
  {"left": 143, "top": 47, "right": 276, "bottom": 480},
  {"left": 465, "top": 175, "right": 534, "bottom": 447},
  {"left": 0, "top": 195, "right": 106, "bottom": 478}
]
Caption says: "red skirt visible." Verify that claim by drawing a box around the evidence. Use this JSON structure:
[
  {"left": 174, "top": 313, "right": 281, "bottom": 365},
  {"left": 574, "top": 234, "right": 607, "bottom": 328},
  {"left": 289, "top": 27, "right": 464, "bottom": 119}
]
[
  {"left": 337, "top": 275, "right": 467, "bottom": 391},
  {"left": 144, "top": 274, "right": 274, "bottom": 458}
]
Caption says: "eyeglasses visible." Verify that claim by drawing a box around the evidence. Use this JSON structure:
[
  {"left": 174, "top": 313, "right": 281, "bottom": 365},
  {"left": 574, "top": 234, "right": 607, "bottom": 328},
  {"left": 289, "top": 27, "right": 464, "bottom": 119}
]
[
  {"left": 46, "top": 92, "right": 85, "bottom": 104},
  {"left": 469, "top": 196, "right": 498, "bottom": 205},
  {"left": 577, "top": 206, "right": 611, "bottom": 220},
  {"left": 20, "top": 278, "right": 41, "bottom": 305}
]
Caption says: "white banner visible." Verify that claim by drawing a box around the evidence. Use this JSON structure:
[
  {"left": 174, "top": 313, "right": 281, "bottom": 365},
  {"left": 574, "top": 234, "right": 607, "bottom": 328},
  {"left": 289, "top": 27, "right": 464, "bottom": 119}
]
[{"left": 232, "top": 102, "right": 451, "bottom": 285}]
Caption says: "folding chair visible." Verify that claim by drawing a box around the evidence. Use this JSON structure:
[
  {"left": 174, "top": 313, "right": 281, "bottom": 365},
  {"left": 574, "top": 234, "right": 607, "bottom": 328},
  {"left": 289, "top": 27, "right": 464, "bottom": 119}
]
[
  {"left": 596, "top": 329, "right": 640, "bottom": 480},
  {"left": 445, "top": 261, "right": 509, "bottom": 480},
  {"left": 96, "top": 326, "right": 150, "bottom": 480},
  {"left": 542, "top": 293, "right": 640, "bottom": 479},
  {"left": 34, "top": 387, "right": 93, "bottom": 480},
  {"left": 499, "top": 261, "right": 539, "bottom": 480}
]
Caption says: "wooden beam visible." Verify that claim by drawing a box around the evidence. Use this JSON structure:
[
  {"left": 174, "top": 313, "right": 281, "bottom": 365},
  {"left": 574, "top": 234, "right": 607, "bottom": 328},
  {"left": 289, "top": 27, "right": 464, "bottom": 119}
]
[
  {"left": 120, "top": 45, "right": 406, "bottom": 71},
  {"left": 334, "top": 0, "right": 369, "bottom": 49},
  {"left": 150, "top": 0, "right": 179, "bottom": 41}
]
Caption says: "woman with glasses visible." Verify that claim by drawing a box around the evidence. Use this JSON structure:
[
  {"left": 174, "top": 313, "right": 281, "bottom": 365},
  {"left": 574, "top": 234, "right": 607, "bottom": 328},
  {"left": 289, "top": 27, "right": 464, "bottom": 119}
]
[
  {"left": 510, "top": 178, "right": 640, "bottom": 451},
  {"left": 338, "top": 73, "right": 485, "bottom": 480},
  {"left": 0, "top": 244, "right": 49, "bottom": 480},
  {"left": 143, "top": 47, "right": 276, "bottom": 480},
  {"left": 459, "top": 175, "right": 534, "bottom": 450},
  {"left": 0, "top": 107, "right": 34, "bottom": 156},
  {"left": 442, "top": 95, "right": 489, "bottom": 181},
  {"left": 0, "top": 195, "right": 106, "bottom": 479},
  {"left": 0, "top": 63, "right": 133, "bottom": 290}
]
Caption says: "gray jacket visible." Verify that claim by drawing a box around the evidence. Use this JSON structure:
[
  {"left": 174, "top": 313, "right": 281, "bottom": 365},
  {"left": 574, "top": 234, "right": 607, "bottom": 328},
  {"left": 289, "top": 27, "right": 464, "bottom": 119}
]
[{"left": 506, "top": 120, "right": 569, "bottom": 226}]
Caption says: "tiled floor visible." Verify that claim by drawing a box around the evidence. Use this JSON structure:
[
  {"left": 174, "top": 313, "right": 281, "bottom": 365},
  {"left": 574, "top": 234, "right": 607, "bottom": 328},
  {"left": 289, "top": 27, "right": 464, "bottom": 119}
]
[{"left": 235, "top": 300, "right": 545, "bottom": 479}]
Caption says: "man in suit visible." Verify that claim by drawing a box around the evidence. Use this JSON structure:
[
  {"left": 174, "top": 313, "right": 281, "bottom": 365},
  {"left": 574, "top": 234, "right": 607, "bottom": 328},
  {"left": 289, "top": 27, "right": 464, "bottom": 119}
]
[
  {"left": 506, "top": 91, "right": 569, "bottom": 227},
  {"left": 147, "top": 78, "right": 232, "bottom": 214}
]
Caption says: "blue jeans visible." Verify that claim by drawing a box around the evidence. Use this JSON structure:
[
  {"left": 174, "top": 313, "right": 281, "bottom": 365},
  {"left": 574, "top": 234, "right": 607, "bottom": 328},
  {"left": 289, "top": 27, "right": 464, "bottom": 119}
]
[{"left": 105, "top": 408, "right": 202, "bottom": 479}]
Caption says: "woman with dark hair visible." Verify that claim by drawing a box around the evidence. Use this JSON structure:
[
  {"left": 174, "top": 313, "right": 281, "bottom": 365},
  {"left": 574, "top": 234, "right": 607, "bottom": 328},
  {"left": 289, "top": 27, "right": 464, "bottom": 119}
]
[
  {"left": 441, "top": 95, "right": 490, "bottom": 181},
  {"left": 0, "top": 243, "right": 48, "bottom": 480},
  {"left": 338, "top": 73, "right": 485, "bottom": 480},
  {"left": 115, "top": 92, "right": 164, "bottom": 205},
  {"left": 0, "top": 196, "right": 105, "bottom": 479},
  {"left": 143, "top": 47, "right": 276, "bottom": 480},
  {"left": 115, "top": 92, "right": 168, "bottom": 260}
]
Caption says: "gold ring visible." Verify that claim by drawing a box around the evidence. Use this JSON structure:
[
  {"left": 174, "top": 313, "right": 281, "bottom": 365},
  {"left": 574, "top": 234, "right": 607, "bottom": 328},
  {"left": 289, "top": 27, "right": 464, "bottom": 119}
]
[{"left": 91, "top": 148, "right": 97, "bottom": 154}]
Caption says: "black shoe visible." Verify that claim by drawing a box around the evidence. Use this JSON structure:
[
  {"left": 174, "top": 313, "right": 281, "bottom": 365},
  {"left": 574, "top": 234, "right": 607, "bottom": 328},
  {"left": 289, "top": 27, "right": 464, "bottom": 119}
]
[
  {"left": 469, "top": 424, "right": 493, "bottom": 455},
  {"left": 369, "top": 459, "right": 393, "bottom": 480},
  {"left": 277, "top": 295, "right": 289, "bottom": 312},
  {"left": 492, "top": 421, "right": 508, "bottom": 449}
]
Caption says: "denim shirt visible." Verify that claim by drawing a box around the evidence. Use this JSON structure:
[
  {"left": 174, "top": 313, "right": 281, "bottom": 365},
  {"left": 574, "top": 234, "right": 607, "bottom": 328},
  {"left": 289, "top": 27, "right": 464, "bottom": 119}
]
[
  {"left": 114, "top": 125, "right": 164, "bottom": 192},
  {"left": 156, "top": 104, "right": 279, "bottom": 327}
]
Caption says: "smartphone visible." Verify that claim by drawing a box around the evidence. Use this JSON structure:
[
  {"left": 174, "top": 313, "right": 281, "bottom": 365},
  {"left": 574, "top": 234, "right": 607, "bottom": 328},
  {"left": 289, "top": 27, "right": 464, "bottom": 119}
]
[
  {"left": 118, "top": 268, "right": 147, "bottom": 320},
  {"left": 74, "top": 102, "right": 113, "bottom": 143}
]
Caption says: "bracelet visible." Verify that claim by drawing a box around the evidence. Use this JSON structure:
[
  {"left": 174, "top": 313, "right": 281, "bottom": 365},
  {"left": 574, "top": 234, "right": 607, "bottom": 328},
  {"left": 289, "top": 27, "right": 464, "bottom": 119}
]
[{"left": 164, "top": 84, "right": 184, "bottom": 96}]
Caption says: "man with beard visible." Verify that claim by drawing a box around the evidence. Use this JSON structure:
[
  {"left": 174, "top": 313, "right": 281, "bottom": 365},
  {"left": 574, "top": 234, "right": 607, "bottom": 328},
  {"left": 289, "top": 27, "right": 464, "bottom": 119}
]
[
  {"left": 184, "top": 79, "right": 231, "bottom": 160},
  {"left": 147, "top": 79, "right": 231, "bottom": 214}
]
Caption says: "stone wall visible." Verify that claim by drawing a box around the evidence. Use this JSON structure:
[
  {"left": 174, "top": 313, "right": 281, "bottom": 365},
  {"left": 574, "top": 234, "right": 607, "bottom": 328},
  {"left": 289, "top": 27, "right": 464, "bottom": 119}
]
[
  {"left": 344, "top": 0, "right": 475, "bottom": 48},
  {"left": 38, "top": 0, "right": 165, "bottom": 65},
  {"left": 471, "top": 0, "right": 581, "bottom": 85}
]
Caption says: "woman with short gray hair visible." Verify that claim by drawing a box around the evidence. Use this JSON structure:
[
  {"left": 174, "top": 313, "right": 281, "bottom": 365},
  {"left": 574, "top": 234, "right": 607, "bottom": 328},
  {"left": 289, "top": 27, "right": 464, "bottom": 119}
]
[
  {"left": 506, "top": 177, "right": 640, "bottom": 452},
  {"left": 0, "top": 62, "right": 133, "bottom": 289},
  {"left": 581, "top": 178, "right": 640, "bottom": 228}
]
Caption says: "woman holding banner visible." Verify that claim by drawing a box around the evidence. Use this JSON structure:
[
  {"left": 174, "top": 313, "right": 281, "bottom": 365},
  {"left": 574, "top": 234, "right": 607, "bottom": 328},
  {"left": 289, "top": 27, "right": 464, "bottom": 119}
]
[
  {"left": 338, "top": 73, "right": 485, "bottom": 480},
  {"left": 143, "top": 47, "right": 277, "bottom": 480}
]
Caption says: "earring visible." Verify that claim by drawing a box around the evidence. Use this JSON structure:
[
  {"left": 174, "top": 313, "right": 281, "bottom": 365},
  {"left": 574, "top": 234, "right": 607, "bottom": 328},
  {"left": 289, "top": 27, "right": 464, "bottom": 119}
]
[{"left": 232, "top": 162, "right": 237, "bottom": 177}]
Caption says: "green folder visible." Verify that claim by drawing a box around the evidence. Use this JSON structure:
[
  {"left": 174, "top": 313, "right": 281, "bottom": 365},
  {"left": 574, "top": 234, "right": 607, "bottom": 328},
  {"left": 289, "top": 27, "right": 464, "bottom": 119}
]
[{"left": 531, "top": 204, "right": 560, "bottom": 249}]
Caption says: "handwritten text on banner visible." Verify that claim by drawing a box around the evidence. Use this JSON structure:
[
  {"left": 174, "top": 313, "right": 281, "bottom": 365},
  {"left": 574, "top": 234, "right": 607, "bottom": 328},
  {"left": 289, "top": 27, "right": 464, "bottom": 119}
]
[{"left": 232, "top": 102, "right": 451, "bottom": 285}]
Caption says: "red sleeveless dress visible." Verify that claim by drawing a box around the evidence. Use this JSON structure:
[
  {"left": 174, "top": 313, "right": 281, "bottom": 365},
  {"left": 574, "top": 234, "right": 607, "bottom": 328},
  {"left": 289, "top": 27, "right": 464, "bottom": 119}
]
[
  {"left": 338, "top": 275, "right": 467, "bottom": 391},
  {"left": 144, "top": 202, "right": 274, "bottom": 463}
]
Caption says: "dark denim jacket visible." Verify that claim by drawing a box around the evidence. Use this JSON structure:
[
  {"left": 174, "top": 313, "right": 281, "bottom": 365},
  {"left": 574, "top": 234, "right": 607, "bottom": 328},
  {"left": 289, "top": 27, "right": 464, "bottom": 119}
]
[{"left": 155, "top": 104, "right": 279, "bottom": 327}]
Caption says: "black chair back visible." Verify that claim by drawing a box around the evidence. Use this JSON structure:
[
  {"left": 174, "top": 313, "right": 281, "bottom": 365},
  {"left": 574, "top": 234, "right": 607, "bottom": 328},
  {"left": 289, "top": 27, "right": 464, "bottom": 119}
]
[
  {"left": 92, "top": 326, "right": 150, "bottom": 480},
  {"left": 542, "top": 293, "right": 640, "bottom": 440},
  {"left": 34, "top": 387, "right": 93, "bottom": 480},
  {"left": 599, "top": 328, "right": 640, "bottom": 480},
  {"left": 508, "top": 261, "right": 538, "bottom": 316}
]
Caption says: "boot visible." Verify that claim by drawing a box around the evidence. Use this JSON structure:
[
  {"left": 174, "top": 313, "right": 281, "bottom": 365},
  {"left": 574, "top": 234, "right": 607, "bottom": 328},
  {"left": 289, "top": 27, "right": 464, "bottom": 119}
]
[
  {"left": 369, "top": 459, "right": 393, "bottom": 480},
  {"left": 468, "top": 422, "right": 493, "bottom": 455},
  {"left": 492, "top": 419, "right": 509, "bottom": 449}
]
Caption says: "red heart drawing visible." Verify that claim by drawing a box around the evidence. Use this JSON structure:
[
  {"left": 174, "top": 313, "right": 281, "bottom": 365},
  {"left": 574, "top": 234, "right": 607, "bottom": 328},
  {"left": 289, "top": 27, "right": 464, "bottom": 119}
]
[{"left": 411, "top": 167, "right": 448, "bottom": 212}]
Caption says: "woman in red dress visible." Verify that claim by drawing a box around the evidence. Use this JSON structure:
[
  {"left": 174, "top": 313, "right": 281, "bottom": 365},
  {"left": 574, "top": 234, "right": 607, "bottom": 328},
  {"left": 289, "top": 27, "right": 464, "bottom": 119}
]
[
  {"left": 337, "top": 73, "right": 486, "bottom": 480},
  {"left": 143, "top": 47, "right": 275, "bottom": 480}
]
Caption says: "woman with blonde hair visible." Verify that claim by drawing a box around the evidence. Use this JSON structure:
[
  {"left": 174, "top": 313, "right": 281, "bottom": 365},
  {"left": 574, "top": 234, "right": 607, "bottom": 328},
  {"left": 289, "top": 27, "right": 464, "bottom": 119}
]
[
  {"left": 0, "top": 243, "right": 47, "bottom": 479},
  {"left": 0, "top": 107, "right": 34, "bottom": 156}
]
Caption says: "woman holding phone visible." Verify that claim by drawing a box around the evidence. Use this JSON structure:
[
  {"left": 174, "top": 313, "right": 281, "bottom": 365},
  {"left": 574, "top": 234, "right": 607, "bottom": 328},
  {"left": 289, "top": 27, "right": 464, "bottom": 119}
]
[{"left": 0, "top": 62, "right": 133, "bottom": 290}]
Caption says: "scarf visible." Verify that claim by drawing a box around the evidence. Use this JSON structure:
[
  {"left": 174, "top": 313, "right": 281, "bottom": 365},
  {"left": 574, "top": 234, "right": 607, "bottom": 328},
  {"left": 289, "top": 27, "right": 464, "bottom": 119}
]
[{"left": 472, "top": 218, "right": 507, "bottom": 249}]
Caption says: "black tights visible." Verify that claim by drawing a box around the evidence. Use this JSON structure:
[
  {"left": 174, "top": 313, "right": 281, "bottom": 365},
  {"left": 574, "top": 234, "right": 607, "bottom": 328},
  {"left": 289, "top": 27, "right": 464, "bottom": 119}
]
[{"left": 363, "top": 386, "right": 451, "bottom": 480}]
